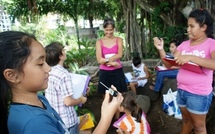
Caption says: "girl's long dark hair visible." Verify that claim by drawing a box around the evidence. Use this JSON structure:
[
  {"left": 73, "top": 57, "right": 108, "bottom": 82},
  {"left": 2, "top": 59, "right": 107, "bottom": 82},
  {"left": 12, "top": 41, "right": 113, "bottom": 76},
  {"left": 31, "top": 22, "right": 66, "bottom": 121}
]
[
  {"left": 0, "top": 31, "right": 36, "bottom": 133},
  {"left": 121, "top": 91, "right": 143, "bottom": 123},
  {"left": 189, "top": 9, "right": 214, "bottom": 38}
]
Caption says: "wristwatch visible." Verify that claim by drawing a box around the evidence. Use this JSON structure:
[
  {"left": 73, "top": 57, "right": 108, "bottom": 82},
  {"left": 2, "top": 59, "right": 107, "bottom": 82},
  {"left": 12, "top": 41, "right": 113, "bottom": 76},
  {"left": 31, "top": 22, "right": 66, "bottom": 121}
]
[{"left": 105, "top": 58, "right": 109, "bottom": 63}]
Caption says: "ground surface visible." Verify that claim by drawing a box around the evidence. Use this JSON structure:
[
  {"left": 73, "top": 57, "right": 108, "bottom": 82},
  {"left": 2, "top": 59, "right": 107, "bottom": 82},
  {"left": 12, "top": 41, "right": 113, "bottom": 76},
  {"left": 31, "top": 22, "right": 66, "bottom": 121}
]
[
  {"left": 81, "top": 79, "right": 183, "bottom": 134},
  {"left": 83, "top": 65, "right": 215, "bottom": 134}
]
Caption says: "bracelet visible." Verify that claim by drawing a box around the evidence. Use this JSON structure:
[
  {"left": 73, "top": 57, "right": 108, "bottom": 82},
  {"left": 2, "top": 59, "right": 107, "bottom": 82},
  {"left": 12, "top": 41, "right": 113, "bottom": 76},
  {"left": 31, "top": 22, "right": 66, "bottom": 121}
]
[{"left": 105, "top": 58, "right": 109, "bottom": 63}]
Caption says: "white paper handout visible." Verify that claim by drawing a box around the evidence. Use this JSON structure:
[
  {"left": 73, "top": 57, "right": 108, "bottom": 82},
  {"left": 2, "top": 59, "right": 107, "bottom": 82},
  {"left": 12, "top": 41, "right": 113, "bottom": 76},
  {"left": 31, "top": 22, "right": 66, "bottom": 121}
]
[
  {"left": 125, "top": 72, "right": 137, "bottom": 82},
  {"left": 156, "top": 65, "right": 167, "bottom": 71},
  {"left": 70, "top": 73, "right": 91, "bottom": 99}
]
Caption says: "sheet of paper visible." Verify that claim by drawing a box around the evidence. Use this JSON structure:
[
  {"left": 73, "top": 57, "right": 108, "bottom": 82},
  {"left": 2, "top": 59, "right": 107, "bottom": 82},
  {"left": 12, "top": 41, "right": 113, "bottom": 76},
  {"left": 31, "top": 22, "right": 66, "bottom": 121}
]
[
  {"left": 125, "top": 72, "right": 137, "bottom": 82},
  {"left": 70, "top": 73, "right": 91, "bottom": 99},
  {"left": 156, "top": 65, "right": 167, "bottom": 71}
]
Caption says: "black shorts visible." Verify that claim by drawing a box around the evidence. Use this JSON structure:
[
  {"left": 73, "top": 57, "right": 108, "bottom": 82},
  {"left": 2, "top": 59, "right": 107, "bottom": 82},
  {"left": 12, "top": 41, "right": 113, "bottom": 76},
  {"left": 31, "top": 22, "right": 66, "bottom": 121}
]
[{"left": 98, "top": 68, "right": 128, "bottom": 94}]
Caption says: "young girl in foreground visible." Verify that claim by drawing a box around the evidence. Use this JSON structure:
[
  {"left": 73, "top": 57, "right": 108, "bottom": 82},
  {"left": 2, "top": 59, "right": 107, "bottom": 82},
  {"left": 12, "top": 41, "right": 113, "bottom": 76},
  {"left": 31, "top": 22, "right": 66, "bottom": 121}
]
[
  {"left": 154, "top": 9, "right": 215, "bottom": 134},
  {"left": 115, "top": 91, "right": 150, "bottom": 134},
  {"left": 0, "top": 31, "right": 123, "bottom": 134}
]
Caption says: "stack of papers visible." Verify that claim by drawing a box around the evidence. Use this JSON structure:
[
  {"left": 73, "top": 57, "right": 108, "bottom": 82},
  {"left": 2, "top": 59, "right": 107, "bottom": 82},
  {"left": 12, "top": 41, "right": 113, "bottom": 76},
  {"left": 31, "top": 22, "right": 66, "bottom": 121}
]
[{"left": 125, "top": 72, "right": 137, "bottom": 82}]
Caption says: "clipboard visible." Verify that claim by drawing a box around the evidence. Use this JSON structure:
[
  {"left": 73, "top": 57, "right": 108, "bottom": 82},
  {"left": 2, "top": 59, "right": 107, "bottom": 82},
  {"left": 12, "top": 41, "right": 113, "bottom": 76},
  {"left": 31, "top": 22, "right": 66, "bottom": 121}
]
[{"left": 162, "top": 57, "right": 203, "bottom": 73}]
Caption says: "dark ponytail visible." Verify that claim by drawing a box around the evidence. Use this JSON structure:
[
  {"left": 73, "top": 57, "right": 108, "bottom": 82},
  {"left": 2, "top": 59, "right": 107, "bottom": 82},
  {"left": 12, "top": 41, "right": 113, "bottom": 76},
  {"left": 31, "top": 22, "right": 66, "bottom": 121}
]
[
  {"left": 0, "top": 81, "right": 10, "bottom": 133},
  {"left": 121, "top": 91, "right": 143, "bottom": 123}
]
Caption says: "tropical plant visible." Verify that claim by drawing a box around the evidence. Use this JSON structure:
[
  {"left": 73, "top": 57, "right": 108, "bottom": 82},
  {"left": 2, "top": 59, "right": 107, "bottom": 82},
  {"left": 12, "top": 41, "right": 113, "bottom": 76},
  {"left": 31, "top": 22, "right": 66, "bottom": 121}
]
[
  {"left": 75, "top": 107, "right": 97, "bottom": 124},
  {"left": 96, "top": 30, "right": 104, "bottom": 39},
  {"left": 68, "top": 63, "right": 89, "bottom": 75},
  {"left": 65, "top": 37, "right": 96, "bottom": 67},
  {"left": 87, "top": 82, "right": 97, "bottom": 96}
]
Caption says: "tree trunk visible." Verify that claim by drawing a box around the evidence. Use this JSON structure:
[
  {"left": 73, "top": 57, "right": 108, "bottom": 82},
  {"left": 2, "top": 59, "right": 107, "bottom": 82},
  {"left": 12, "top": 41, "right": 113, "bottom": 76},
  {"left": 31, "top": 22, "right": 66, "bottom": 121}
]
[
  {"left": 74, "top": 19, "right": 80, "bottom": 50},
  {"left": 121, "top": 0, "right": 130, "bottom": 60},
  {"left": 88, "top": 16, "right": 93, "bottom": 29},
  {"left": 121, "top": 0, "right": 142, "bottom": 59}
]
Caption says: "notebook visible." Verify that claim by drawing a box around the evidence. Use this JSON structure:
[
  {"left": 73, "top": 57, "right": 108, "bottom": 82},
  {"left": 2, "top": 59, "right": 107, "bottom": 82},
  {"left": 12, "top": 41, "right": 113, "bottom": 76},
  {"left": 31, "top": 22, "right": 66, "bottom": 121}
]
[
  {"left": 79, "top": 113, "right": 95, "bottom": 131},
  {"left": 162, "top": 57, "right": 203, "bottom": 73}
]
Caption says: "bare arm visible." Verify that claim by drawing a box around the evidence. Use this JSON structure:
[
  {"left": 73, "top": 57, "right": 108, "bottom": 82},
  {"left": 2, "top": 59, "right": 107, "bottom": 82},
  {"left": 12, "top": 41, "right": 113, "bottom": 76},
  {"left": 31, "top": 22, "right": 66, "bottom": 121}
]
[
  {"left": 175, "top": 50, "right": 215, "bottom": 70},
  {"left": 64, "top": 95, "right": 87, "bottom": 107},
  {"left": 138, "top": 65, "right": 150, "bottom": 80},
  {"left": 153, "top": 37, "right": 173, "bottom": 68},
  {"left": 96, "top": 39, "right": 106, "bottom": 65},
  {"left": 92, "top": 86, "right": 123, "bottom": 134},
  {"left": 78, "top": 114, "right": 88, "bottom": 130},
  {"left": 143, "top": 65, "right": 150, "bottom": 79},
  {"left": 116, "top": 128, "right": 130, "bottom": 134},
  {"left": 96, "top": 37, "right": 123, "bottom": 67},
  {"left": 105, "top": 37, "right": 123, "bottom": 67}
]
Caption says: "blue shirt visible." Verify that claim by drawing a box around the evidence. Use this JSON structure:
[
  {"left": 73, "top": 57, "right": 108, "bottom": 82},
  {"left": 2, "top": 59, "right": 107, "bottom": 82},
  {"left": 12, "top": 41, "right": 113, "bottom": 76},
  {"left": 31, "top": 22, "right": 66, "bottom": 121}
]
[{"left": 8, "top": 95, "right": 68, "bottom": 134}]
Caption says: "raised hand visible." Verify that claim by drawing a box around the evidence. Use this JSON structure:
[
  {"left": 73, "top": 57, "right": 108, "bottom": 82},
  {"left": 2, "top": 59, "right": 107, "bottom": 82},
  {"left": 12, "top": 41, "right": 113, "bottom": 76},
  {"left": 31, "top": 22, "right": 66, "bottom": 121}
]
[{"left": 153, "top": 37, "right": 164, "bottom": 50}]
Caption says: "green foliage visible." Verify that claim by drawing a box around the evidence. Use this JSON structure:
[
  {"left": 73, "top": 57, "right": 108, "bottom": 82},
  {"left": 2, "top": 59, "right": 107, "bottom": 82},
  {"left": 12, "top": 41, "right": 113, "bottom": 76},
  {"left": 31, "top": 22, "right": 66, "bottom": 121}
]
[
  {"left": 96, "top": 30, "right": 104, "bottom": 38},
  {"left": 148, "top": 2, "right": 185, "bottom": 58},
  {"left": 65, "top": 37, "right": 96, "bottom": 67},
  {"left": 43, "top": 28, "right": 79, "bottom": 48},
  {"left": 87, "top": 82, "right": 97, "bottom": 96},
  {"left": 11, "top": 21, "right": 77, "bottom": 48},
  {"left": 11, "top": 23, "right": 40, "bottom": 35},
  {"left": 82, "top": 0, "right": 108, "bottom": 20},
  {"left": 75, "top": 107, "right": 97, "bottom": 124},
  {"left": 68, "top": 63, "right": 89, "bottom": 75},
  {"left": 78, "top": 37, "right": 96, "bottom": 49}
]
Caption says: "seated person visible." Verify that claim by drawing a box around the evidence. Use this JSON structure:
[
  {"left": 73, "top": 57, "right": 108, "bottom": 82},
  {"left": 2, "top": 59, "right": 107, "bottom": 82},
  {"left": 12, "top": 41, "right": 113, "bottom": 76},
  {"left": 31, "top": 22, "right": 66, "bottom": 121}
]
[
  {"left": 115, "top": 91, "right": 151, "bottom": 134},
  {"left": 152, "top": 40, "right": 180, "bottom": 92},
  {"left": 129, "top": 56, "right": 150, "bottom": 94}
]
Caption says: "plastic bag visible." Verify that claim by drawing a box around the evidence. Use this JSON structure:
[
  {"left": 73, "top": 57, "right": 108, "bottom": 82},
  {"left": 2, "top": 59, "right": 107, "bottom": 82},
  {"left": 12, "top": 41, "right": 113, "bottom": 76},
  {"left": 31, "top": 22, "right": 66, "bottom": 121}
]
[{"left": 163, "top": 88, "right": 182, "bottom": 119}]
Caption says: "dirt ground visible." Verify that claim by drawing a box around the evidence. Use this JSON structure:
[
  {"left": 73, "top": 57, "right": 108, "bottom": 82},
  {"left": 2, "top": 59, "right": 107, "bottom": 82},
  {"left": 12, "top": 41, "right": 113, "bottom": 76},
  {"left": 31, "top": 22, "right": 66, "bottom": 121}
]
[
  {"left": 82, "top": 77, "right": 215, "bottom": 134},
  {"left": 81, "top": 79, "right": 183, "bottom": 134}
]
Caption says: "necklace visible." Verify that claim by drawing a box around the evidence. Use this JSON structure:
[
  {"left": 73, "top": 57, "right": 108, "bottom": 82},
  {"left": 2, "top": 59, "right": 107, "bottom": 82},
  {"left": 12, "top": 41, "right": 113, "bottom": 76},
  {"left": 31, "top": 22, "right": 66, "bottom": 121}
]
[{"left": 13, "top": 98, "right": 44, "bottom": 108}]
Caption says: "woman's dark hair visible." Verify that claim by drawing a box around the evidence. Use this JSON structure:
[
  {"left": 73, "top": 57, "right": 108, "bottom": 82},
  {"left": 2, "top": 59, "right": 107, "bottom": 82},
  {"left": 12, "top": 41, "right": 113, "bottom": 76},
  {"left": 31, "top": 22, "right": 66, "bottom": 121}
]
[
  {"left": 132, "top": 56, "right": 141, "bottom": 67},
  {"left": 0, "top": 31, "right": 36, "bottom": 134},
  {"left": 189, "top": 9, "right": 214, "bottom": 38},
  {"left": 103, "top": 18, "right": 115, "bottom": 28},
  {"left": 45, "top": 42, "right": 64, "bottom": 66},
  {"left": 121, "top": 91, "right": 143, "bottom": 123}
]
